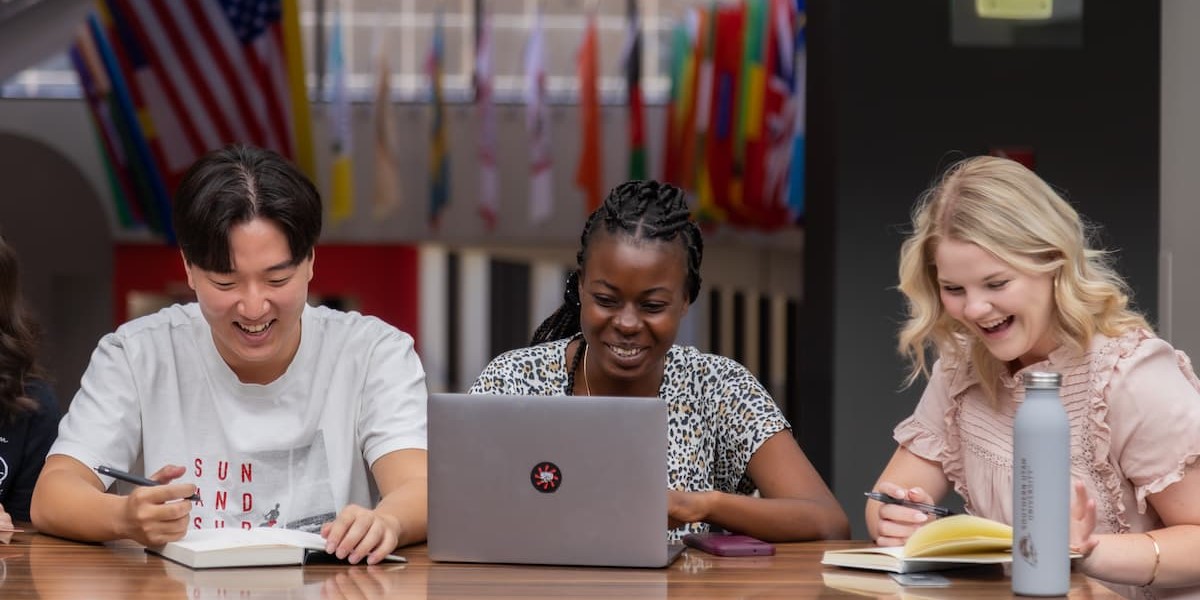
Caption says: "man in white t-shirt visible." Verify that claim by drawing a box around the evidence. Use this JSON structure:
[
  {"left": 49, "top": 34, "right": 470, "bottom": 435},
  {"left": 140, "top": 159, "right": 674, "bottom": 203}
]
[{"left": 32, "top": 145, "right": 428, "bottom": 565}]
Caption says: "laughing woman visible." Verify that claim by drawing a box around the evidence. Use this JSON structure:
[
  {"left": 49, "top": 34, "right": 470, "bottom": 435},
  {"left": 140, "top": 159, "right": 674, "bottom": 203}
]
[
  {"left": 868, "top": 156, "right": 1200, "bottom": 598},
  {"left": 468, "top": 180, "right": 848, "bottom": 542}
]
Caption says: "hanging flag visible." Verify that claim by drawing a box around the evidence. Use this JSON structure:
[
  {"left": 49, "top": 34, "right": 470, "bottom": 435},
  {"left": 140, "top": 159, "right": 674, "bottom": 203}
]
[
  {"left": 732, "top": 0, "right": 767, "bottom": 226},
  {"left": 327, "top": 2, "right": 354, "bottom": 222},
  {"left": 89, "top": 0, "right": 306, "bottom": 187},
  {"left": 283, "top": 0, "right": 315, "bottom": 179},
  {"left": 690, "top": 4, "right": 724, "bottom": 227},
  {"left": 371, "top": 18, "right": 401, "bottom": 220},
  {"left": 759, "top": 0, "right": 802, "bottom": 229},
  {"left": 705, "top": 4, "right": 745, "bottom": 224},
  {"left": 787, "top": 0, "right": 807, "bottom": 223},
  {"left": 70, "top": 12, "right": 156, "bottom": 232},
  {"left": 68, "top": 0, "right": 312, "bottom": 241},
  {"left": 662, "top": 13, "right": 698, "bottom": 187},
  {"left": 525, "top": 9, "right": 554, "bottom": 225},
  {"left": 427, "top": 10, "right": 450, "bottom": 228},
  {"left": 574, "top": 13, "right": 603, "bottom": 214},
  {"left": 476, "top": 12, "right": 498, "bottom": 229},
  {"left": 623, "top": 0, "right": 646, "bottom": 181}
]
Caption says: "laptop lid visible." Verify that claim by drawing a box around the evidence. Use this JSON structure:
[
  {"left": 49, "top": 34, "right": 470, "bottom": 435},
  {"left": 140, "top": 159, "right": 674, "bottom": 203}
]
[{"left": 428, "top": 393, "right": 682, "bottom": 568}]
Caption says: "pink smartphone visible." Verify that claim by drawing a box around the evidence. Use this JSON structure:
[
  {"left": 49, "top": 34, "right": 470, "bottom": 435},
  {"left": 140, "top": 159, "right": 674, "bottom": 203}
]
[{"left": 682, "top": 533, "right": 776, "bottom": 557}]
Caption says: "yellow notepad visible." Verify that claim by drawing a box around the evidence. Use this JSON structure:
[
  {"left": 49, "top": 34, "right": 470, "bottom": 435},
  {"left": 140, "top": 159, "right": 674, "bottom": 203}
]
[{"left": 822, "top": 514, "right": 1014, "bottom": 574}]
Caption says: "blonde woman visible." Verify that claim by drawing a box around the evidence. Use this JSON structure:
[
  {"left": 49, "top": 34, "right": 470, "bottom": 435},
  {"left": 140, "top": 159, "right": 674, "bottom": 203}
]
[{"left": 867, "top": 156, "right": 1200, "bottom": 597}]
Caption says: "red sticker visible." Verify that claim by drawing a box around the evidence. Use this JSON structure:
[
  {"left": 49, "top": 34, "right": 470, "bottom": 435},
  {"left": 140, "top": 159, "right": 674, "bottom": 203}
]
[{"left": 530, "top": 462, "right": 562, "bottom": 493}]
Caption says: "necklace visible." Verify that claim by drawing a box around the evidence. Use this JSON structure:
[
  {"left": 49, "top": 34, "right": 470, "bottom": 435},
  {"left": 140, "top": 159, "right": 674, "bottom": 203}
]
[{"left": 582, "top": 343, "right": 592, "bottom": 396}]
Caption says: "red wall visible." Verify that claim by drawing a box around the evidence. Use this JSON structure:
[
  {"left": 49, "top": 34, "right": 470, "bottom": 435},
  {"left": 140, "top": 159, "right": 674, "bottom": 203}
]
[{"left": 113, "top": 243, "right": 421, "bottom": 344}]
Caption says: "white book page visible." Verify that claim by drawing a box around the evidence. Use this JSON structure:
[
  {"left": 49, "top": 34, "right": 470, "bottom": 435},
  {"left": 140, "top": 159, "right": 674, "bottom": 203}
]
[{"left": 172, "top": 528, "right": 326, "bottom": 552}]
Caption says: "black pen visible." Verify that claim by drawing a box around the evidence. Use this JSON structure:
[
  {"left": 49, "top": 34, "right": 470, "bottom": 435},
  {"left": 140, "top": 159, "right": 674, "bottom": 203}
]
[
  {"left": 864, "top": 491, "right": 955, "bottom": 517},
  {"left": 96, "top": 465, "right": 200, "bottom": 502}
]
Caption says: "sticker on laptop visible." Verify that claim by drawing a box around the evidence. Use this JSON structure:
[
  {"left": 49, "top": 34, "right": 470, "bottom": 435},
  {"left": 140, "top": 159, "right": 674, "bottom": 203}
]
[{"left": 530, "top": 461, "right": 562, "bottom": 493}]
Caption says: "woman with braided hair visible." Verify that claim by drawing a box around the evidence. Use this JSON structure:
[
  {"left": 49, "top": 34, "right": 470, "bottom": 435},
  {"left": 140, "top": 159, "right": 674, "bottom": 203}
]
[{"left": 469, "top": 180, "right": 847, "bottom": 542}]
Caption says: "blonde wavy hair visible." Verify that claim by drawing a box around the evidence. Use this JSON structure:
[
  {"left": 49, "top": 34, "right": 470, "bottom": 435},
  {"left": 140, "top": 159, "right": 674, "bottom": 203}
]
[{"left": 897, "top": 156, "right": 1149, "bottom": 405}]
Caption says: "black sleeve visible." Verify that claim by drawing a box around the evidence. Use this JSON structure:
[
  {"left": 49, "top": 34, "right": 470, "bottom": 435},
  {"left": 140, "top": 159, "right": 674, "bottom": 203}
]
[{"left": 4, "top": 380, "right": 61, "bottom": 522}]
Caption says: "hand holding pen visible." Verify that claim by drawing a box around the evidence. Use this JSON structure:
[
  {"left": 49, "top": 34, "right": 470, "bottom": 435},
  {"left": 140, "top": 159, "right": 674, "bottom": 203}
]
[
  {"left": 868, "top": 483, "right": 955, "bottom": 547},
  {"left": 96, "top": 464, "right": 196, "bottom": 546},
  {"left": 96, "top": 466, "right": 200, "bottom": 502},
  {"left": 864, "top": 491, "right": 955, "bottom": 517}
]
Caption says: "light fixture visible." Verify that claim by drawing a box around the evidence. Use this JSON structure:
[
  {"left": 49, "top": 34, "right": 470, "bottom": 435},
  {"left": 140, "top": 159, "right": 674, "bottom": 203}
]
[{"left": 975, "top": 0, "right": 1053, "bottom": 20}]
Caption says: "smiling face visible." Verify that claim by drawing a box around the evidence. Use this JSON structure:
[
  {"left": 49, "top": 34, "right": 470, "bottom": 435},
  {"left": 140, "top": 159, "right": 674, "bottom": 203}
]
[
  {"left": 184, "top": 217, "right": 313, "bottom": 384},
  {"left": 578, "top": 232, "right": 691, "bottom": 397},
  {"left": 934, "top": 238, "right": 1058, "bottom": 368}
]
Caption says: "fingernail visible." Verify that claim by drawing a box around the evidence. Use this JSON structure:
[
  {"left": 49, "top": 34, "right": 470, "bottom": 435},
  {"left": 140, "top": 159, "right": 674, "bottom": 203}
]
[
  {"left": 916, "top": 513, "right": 928, "bottom": 522},
  {"left": 325, "top": 543, "right": 335, "bottom": 553}
]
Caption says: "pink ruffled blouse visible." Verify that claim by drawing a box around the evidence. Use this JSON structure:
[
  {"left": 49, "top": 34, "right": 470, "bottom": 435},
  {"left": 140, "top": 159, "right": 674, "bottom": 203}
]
[{"left": 895, "top": 329, "right": 1200, "bottom": 598}]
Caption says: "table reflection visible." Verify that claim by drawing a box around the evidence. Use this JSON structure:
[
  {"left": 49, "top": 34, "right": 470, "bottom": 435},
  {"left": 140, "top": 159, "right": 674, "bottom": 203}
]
[{"left": 0, "top": 532, "right": 1129, "bottom": 599}]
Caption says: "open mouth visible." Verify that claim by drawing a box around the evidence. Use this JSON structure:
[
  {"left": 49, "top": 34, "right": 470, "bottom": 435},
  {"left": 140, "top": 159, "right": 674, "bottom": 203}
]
[
  {"left": 979, "top": 316, "right": 1013, "bottom": 334},
  {"left": 236, "top": 319, "right": 275, "bottom": 335}
]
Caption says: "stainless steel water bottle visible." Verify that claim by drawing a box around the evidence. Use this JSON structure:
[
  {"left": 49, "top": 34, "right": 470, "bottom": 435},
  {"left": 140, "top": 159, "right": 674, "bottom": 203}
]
[{"left": 1012, "top": 371, "right": 1071, "bottom": 595}]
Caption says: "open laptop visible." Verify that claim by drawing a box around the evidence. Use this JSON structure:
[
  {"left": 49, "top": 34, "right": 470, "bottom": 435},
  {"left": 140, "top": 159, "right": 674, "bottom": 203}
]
[{"left": 428, "top": 393, "right": 686, "bottom": 568}]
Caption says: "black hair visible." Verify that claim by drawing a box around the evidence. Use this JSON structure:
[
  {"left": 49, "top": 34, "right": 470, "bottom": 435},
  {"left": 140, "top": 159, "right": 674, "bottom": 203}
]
[
  {"left": 173, "top": 144, "right": 322, "bottom": 272},
  {"left": 530, "top": 180, "right": 703, "bottom": 393},
  {"left": 0, "top": 236, "right": 41, "bottom": 423}
]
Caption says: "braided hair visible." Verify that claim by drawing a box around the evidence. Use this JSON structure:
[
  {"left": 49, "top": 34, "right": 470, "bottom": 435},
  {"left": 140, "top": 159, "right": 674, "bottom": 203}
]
[{"left": 530, "top": 180, "right": 703, "bottom": 394}]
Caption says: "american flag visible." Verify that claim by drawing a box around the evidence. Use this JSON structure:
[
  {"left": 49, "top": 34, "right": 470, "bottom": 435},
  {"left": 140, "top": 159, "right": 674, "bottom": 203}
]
[{"left": 75, "top": 0, "right": 307, "bottom": 214}]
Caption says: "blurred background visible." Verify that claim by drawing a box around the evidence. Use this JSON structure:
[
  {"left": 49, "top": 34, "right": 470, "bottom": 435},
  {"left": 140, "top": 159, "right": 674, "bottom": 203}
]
[{"left": 1, "top": 0, "right": 1192, "bottom": 538}]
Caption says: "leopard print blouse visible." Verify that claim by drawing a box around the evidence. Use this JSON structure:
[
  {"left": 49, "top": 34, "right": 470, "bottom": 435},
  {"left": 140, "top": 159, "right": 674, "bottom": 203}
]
[{"left": 468, "top": 335, "right": 790, "bottom": 540}]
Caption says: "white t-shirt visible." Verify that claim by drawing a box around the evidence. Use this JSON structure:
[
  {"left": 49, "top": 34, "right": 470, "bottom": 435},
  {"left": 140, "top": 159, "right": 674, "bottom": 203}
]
[{"left": 50, "top": 303, "right": 427, "bottom": 532}]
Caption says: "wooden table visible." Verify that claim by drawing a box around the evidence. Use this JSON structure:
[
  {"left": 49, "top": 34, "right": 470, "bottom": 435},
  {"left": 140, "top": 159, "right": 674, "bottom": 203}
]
[{"left": 0, "top": 531, "right": 1124, "bottom": 599}]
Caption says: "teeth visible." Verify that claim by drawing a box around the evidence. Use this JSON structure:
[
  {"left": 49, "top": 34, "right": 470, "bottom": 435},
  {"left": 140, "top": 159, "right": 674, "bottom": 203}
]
[
  {"left": 980, "top": 317, "right": 1008, "bottom": 330},
  {"left": 609, "top": 345, "right": 643, "bottom": 358},
  {"left": 240, "top": 321, "right": 270, "bottom": 334}
]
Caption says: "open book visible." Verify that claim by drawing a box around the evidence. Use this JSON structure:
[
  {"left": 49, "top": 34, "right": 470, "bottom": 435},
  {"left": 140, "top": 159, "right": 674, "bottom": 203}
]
[
  {"left": 822, "top": 514, "right": 1014, "bottom": 574},
  {"left": 148, "top": 528, "right": 408, "bottom": 569}
]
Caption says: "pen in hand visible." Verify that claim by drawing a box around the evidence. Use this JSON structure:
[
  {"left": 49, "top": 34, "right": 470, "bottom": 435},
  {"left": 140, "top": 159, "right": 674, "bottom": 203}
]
[
  {"left": 864, "top": 491, "right": 955, "bottom": 517},
  {"left": 96, "top": 465, "right": 200, "bottom": 502}
]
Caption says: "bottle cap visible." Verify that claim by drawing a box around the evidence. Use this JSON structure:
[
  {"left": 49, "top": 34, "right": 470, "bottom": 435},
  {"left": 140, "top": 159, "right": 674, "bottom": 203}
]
[{"left": 1022, "top": 371, "right": 1062, "bottom": 389}]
